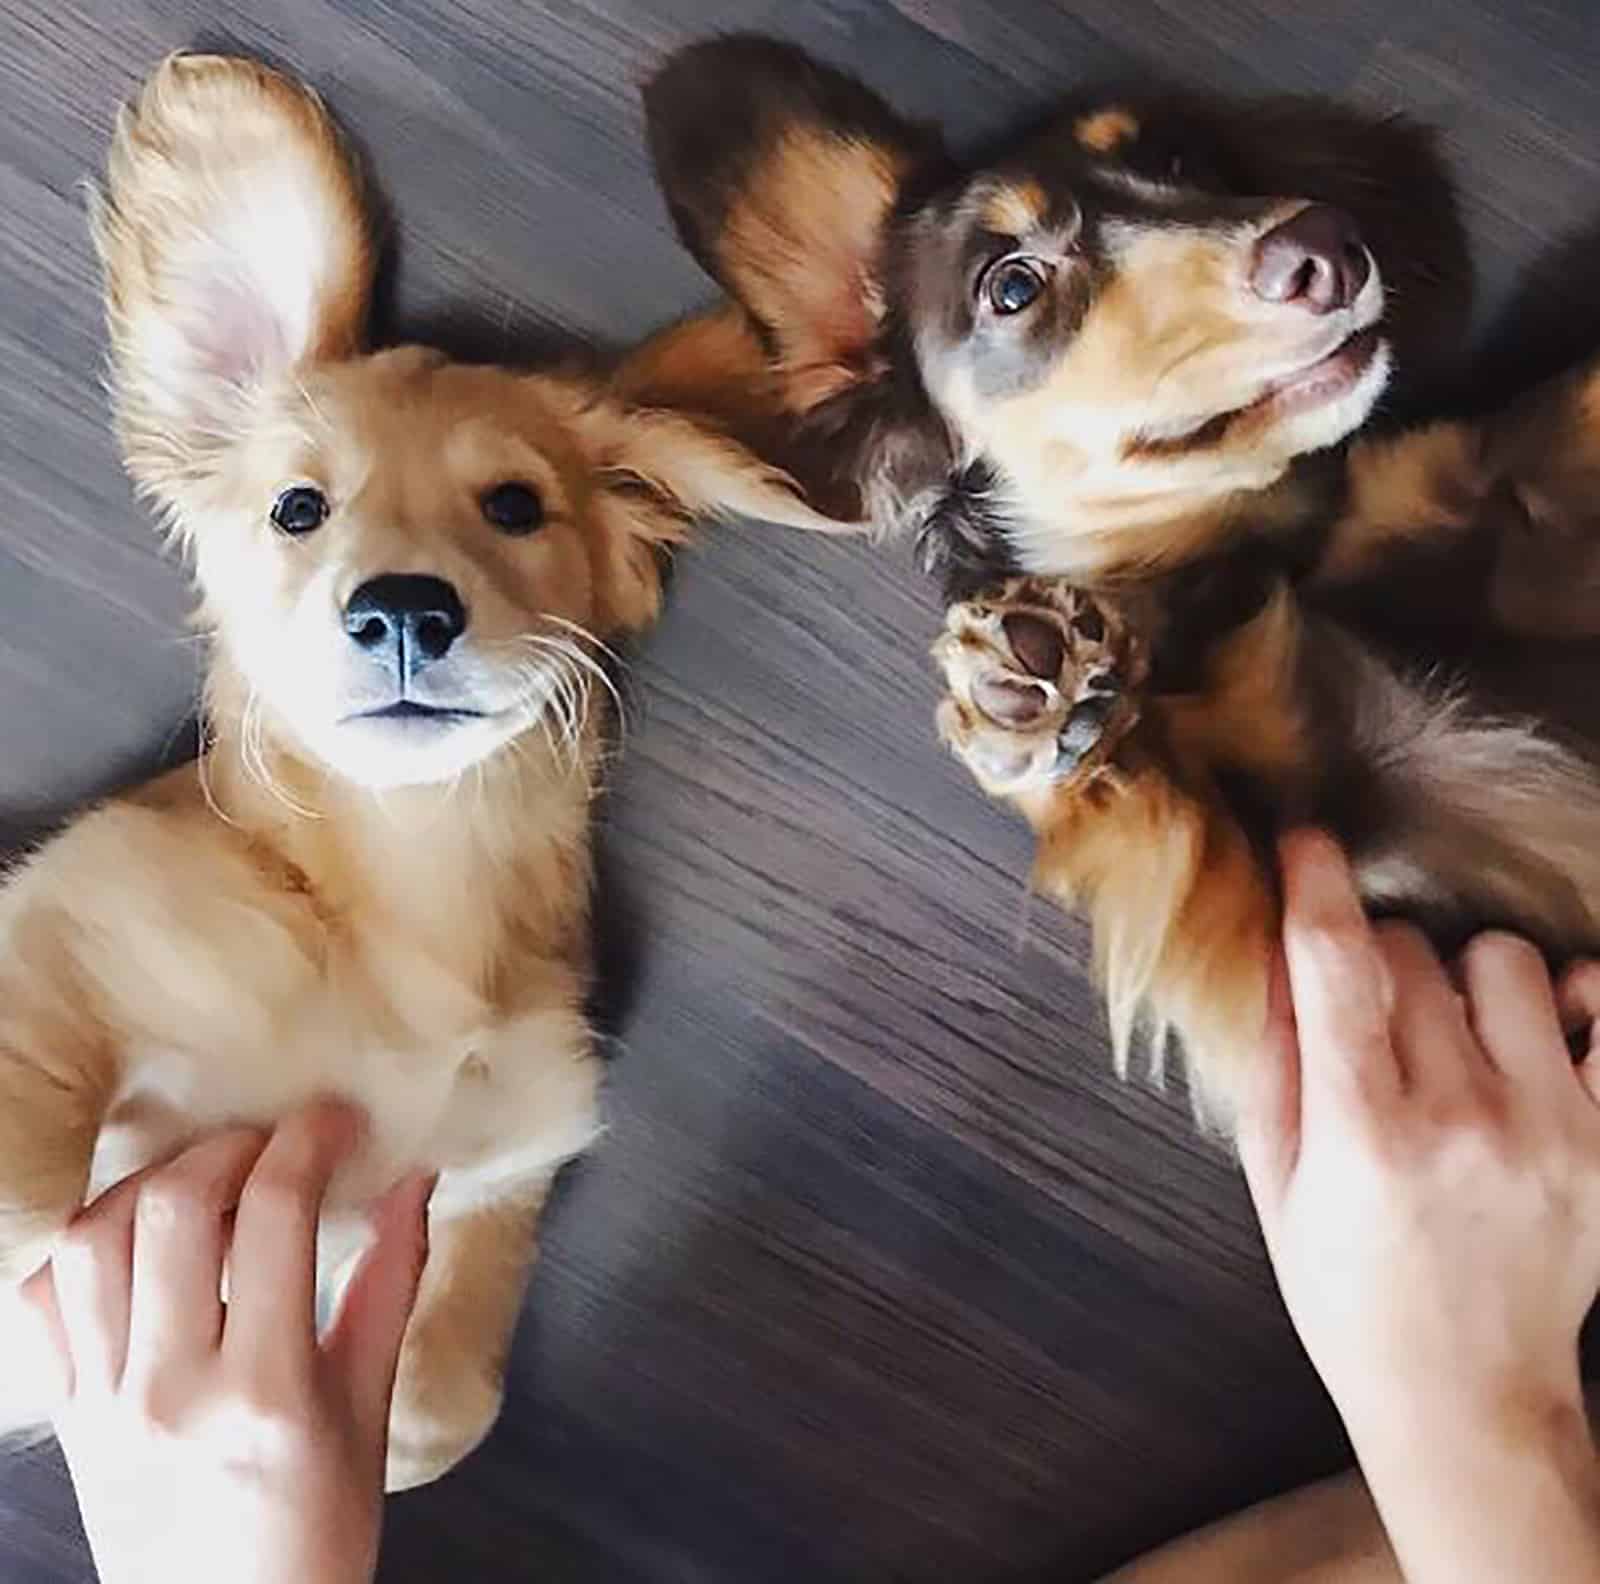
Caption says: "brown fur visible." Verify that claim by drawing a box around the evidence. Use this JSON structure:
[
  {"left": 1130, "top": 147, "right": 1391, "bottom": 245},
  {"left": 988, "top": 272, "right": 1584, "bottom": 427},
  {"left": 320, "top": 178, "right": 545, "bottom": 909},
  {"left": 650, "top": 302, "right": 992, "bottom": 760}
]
[
  {"left": 643, "top": 39, "right": 1600, "bottom": 1118},
  {"left": 0, "top": 53, "right": 825, "bottom": 1485},
  {"left": 721, "top": 128, "right": 913, "bottom": 412}
]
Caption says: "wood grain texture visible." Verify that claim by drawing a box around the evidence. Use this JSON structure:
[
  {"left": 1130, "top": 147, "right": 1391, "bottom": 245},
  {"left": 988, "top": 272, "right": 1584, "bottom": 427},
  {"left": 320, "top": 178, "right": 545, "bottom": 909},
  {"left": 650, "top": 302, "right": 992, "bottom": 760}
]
[{"left": 2, "top": 1, "right": 1599, "bottom": 1579}]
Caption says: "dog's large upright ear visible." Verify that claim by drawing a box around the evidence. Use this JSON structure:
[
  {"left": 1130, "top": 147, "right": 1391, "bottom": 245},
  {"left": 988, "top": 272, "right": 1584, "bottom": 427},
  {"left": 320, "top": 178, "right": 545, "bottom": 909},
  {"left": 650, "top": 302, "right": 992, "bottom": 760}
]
[
  {"left": 92, "top": 55, "right": 374, "bottom": 515},
  {"left": 644, "top": 36, "right": 941, "bottom": 415}
]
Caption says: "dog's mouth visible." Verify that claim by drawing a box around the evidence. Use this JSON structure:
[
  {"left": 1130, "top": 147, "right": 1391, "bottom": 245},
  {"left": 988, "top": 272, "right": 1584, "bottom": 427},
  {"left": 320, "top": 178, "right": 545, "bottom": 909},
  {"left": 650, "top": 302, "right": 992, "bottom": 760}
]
[
  {"left": 1240, "top": 324, "right": 1385, "bottom": 426},
  {"left": 1138, "top": 324, "right": 1385, "bottom": 455},
  {"left": 344, "top": 700, "right": 486, "bottom": 725}
]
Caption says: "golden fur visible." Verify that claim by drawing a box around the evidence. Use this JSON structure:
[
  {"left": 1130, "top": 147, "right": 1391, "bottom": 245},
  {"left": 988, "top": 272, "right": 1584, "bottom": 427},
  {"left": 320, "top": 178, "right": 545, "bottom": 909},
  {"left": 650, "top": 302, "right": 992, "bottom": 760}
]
[{"left": 0, "top": 53, "right": 824, "bottom": 1487}]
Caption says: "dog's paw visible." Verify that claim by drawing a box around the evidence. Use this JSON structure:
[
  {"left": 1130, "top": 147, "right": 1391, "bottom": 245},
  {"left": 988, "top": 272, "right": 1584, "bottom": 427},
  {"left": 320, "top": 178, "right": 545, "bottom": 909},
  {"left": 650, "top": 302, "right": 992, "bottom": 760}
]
[{"left": 932, "top": 577, "right": 1145, "bottom": 795}]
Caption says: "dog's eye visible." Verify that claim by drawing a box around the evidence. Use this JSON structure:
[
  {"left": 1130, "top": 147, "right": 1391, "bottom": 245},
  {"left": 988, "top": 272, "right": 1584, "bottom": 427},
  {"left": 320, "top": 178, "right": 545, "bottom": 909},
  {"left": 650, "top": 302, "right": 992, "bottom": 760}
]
[
  {"left": 982, "top": 257, "right": 1049, "bottom": 316},
  {"left": 481, "top": 482, "right": 544, "bottom": 536},
  {"left": 270, "top": 485, "right": 329, "bottom": 536}
]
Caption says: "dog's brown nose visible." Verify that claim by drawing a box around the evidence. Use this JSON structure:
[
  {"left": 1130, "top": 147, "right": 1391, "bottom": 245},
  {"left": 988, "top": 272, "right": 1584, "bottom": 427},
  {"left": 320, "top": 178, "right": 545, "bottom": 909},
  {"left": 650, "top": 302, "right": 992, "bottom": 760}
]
[
  {"left": 345, "top": 574, "right": 467, "bottom": 678},
  {"left": 1249, "top": 205, "right": 1370, "bottom": 314}
]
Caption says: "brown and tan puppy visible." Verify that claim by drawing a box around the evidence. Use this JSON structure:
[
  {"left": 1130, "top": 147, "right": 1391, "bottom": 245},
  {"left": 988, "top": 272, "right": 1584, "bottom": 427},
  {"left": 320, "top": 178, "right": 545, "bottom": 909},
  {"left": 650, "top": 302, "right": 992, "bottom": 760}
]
[
  {"left": 0, "top": 53, "right": 821, "bottom": 1487},
  {"left": 641, "top": 37, "right": 1600, "bottom": 1117}
]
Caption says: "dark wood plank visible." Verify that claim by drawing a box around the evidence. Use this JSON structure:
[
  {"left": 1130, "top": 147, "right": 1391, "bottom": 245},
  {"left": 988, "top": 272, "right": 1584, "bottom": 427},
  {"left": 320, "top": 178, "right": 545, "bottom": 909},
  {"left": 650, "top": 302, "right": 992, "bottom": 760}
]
[{"left": 4, "top": 2, "right": 1599, "bottom": 1580}]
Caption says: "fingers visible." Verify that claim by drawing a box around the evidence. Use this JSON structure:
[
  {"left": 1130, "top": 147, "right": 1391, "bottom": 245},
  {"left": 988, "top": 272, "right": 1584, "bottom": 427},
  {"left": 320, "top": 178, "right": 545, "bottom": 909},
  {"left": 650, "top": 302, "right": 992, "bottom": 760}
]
[
  {"left": 1458, "top": 932, "right": 1569, "bottom": 1095},
  {"left": 1556, "top": 960, "right": 1600, "bottom": 1108},
  {"left": 223, "top": 1099, "right": 364, "bottom": 1378},
  {"left": 1375, "top": 921, "right": 1483, "bottom": 1094},
  {"left": 122, "top": 1128, "right": 267, "bottom": 1390},
  {"left": 1278, "top": 830, "right": 1401, "bottom": 1114},
  {"left": 323, "top": 1171, "right": 434, "bottom": 1440},
  {"left": 47, "top": 1167, "right": 152, "bottom": 1394},
  {"left": 8, "top": 1266, "right": 72, "bottom": 1409},
  {"left": 1237, "top": 948, "right": 1302, "bottom": 1211}
]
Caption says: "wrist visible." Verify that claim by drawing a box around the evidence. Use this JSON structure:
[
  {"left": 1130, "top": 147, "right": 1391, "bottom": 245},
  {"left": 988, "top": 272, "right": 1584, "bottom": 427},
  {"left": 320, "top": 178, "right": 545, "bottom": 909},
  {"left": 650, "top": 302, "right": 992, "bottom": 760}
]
[
  {"left": 1343, "top": 1361, "right": 1590, "bottom": 1474},
  {"left": 1343, "top": 1378, "right": 1600, "bottom": 1584}
]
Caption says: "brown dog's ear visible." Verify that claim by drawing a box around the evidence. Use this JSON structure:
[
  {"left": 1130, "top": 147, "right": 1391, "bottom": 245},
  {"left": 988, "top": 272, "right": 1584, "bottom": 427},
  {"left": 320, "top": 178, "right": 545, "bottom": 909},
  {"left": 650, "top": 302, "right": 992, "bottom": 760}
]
[
  {"left": 92, "top": 55, "right": 374, "bottom": 516},
  {"left": 644, "top": 36, "right": 941, "bottom": 415}
]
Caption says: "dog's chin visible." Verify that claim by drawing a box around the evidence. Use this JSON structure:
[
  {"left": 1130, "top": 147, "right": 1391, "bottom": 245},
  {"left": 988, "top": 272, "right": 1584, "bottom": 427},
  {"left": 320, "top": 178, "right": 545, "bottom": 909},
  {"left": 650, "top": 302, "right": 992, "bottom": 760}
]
[{"left": 308, "top": 709, "right": 527, "bottom": 791}]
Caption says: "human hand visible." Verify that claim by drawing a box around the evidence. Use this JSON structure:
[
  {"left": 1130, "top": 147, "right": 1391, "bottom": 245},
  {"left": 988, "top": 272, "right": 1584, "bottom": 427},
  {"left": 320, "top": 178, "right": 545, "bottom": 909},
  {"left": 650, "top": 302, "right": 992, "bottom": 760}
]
[
  {"left": 1242, "top": 829, "right": 1600, "bottom": 1440},
  {"left": 1237, "top": 830, "right": 1600, "bottom": 1582},
  {"left": 16, "top": 1100, "right": 431, "bottom": 1584}
]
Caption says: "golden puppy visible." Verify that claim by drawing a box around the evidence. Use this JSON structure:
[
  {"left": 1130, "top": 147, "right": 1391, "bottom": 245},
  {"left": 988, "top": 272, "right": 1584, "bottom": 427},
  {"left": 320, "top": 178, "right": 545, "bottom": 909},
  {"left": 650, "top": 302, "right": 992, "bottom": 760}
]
[{"left": 0, "top": 53, "right": 819, "bottom": 1487}]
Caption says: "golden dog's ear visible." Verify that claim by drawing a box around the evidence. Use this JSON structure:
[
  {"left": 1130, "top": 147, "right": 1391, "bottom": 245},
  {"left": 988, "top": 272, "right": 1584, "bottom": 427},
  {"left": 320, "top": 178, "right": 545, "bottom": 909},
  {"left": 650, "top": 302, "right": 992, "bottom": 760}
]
[
  {"left": 644, "top": 36, "right": 940, "bottom": 415},
  {"left": 565, "top": 385, "right": 847, "bottom": 633},
  {"left": 92, "top": 54, "right": 374, "bottom": 513}
]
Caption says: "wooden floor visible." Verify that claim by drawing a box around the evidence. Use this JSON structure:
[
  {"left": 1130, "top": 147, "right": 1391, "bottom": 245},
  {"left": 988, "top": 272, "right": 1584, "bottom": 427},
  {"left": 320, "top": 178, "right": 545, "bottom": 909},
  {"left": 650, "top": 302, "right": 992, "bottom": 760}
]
[{"left": 5, "top": 1, "right": 1600, "bottom": 1579}]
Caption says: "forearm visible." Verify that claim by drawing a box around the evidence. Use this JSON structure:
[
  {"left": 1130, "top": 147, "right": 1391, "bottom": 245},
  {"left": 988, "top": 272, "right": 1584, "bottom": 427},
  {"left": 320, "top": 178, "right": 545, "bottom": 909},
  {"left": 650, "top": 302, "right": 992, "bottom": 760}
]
[{"left": 1350, "top": 1390, "right": 1600, "bottom": 1584}]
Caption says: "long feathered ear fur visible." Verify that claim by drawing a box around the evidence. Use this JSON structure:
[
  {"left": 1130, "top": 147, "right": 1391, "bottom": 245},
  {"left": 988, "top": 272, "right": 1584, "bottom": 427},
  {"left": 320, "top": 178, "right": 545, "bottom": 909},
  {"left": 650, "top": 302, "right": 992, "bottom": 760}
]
[
  {"left": 91, "top": 54, "right": 375, "bottom": 521},
  {"left": 639, "top": 38, "right": 959, "bottom": 539},
  {"left": 644, "top": 35, "right": 939, "bottom": 414},
  {"left": 550, "top": 376, "right": 850, "bottom": 634}
]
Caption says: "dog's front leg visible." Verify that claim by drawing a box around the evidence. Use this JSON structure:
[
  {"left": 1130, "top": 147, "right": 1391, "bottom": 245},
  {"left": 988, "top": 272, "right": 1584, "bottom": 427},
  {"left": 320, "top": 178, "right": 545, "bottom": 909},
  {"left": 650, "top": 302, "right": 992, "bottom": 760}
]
[
  {"left": 1474, "top": 357, "right": 1600, "bottom": 639},
  {"left": 1313, "top": 361, "right": 1600, "bottom": 642},
  {"left": 382, "top": 1185, "right": 548, "bottom": 1492},
  {"left": 933, "top": 577, "right": 1296, "bottom": 1123},
  {"left": 0, "top": 954, "right": 118, "bottom": 1286}
]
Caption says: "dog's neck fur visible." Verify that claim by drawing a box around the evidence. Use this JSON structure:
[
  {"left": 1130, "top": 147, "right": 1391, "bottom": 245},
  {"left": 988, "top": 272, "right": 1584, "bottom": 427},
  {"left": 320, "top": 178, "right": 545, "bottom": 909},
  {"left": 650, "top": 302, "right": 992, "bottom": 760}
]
[
  {"left": 1020, "top": 456, "right": 1340, "bottom": 583},
  {"left": 927, "top": 446, "right": 1347, "bottom": 609},
  {"left": 194, "top": 656, "right": 597, "bottom": 1004}
]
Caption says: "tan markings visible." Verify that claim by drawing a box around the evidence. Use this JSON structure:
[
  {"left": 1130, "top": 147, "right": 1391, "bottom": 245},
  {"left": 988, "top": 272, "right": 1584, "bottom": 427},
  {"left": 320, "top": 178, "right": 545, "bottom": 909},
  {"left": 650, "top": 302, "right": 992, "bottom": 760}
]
[
  {"left": 932, "top": 574, "right": 1296, "bottom": 1121},
  {"left": 981, "top": 179, "right": 1049, "bottom": 238},
  {"left": 1160, "top": 586, "right": 1308, "bottom": 780},
  {"left": 1314, "top": 422, "right": 1488, "bottom": 588},
  {"left": 1074, "top": 108, "right": 1141, "bottom": 154},
  {"left": 721, "top": 128, "right": 910, "bottom": 409},
  {"left": 930, "top": 224, "right": 1370, "bottom": 577},
  {"left": 1020, "top": 761, "right": 1276, "bottom": 1123}
]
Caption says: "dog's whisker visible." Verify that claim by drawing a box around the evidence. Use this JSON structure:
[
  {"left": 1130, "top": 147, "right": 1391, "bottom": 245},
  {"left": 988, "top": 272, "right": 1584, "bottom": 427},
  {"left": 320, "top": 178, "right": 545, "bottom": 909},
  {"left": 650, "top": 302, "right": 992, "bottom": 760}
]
[
  {"left": 194, "top": 735, "right": 236, "bottom": 829},
  {"left": 237, "top": 686, "right": 320, "bottom": 821},
  {"left": 539, "top": 614, "right": 625, "bottom": 670},
  {"left": 524, "top": 635, "right": 625, "bottom": 742}
]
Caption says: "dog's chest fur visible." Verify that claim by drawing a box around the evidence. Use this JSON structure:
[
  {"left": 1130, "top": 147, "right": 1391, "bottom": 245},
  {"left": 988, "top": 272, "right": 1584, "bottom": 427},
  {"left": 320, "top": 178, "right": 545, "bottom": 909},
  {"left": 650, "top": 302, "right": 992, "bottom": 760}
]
[{"left": 40, "top": 754, "right": 602, "bottom": 1219}]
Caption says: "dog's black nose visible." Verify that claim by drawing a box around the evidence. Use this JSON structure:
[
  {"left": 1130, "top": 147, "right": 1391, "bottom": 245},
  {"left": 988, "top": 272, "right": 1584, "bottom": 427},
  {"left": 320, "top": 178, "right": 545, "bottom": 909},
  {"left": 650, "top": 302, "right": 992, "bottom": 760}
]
[
  {"left": 344, "top": 574, "right": 467, "bottom": 676},
  {"left": 1249, "top": 205, "right": 1370, "bottom": 314}
]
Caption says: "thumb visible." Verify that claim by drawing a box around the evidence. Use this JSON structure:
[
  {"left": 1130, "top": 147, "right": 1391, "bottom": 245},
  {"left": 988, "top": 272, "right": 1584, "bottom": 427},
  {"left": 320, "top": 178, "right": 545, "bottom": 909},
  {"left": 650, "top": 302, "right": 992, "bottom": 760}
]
[
  {"left": 1, "top": 1266, "right": 73, "bottom": 1423},
  {"left": 324, "top": 1170, "right": 434, "bottom": 1439}
]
